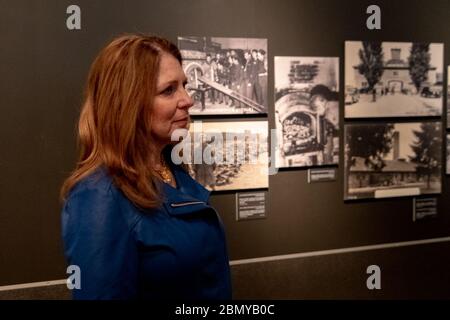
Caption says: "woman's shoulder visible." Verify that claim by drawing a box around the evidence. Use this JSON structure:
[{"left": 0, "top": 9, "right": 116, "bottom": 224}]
[
  {"left": 62, "top": 167, "right": 144, "bottom": 232},
  {"left": 67, "top": 167, "right": 115, "bottom": 200}
]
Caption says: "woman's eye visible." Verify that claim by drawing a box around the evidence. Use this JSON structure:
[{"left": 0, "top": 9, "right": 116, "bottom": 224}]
[{"left": 161, "top": 86, "right": 176, "bottom": 96}]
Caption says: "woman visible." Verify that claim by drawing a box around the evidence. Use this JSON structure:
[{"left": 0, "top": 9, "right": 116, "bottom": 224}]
[{"left": 60, "top": 34, "right": 232, "bottom": 300}]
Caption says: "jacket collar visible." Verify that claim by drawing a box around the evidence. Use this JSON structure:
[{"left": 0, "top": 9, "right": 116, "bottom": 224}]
[{"left": 160, "top": 163, "right": 212, "bottom": 216}]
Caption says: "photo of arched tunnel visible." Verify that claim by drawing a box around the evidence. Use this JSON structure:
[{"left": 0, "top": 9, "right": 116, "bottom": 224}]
[{"left": 274, "top": 56, "right": 340, "bottom": 168}]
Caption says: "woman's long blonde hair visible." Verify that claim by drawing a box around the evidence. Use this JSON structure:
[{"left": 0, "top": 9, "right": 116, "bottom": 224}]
[{"left": 60, "top": 34, "right": 182, "bottom": 209}]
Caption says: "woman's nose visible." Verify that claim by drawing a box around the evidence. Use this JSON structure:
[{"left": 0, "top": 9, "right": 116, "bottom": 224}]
[{"left": 179, "top": 88, "right": 194, "bottom": 109}]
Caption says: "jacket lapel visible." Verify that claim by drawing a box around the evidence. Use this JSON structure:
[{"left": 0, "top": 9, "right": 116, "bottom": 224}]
[{"left": 161, "top": 165, "right": 212, "bottom": 216}]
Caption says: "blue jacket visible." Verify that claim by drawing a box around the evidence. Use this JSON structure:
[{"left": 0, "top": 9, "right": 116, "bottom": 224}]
[{"left": 61, "top": 164, "right": 232, "bottom": 300}]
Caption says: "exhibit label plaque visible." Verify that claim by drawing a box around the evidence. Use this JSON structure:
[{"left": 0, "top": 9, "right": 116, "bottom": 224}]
[
  {"left": 308, "top": 168, "right": 337, "bottom": 183},
  {"left": 236, "top": 191, "right": 267, "bottom": 221},
  {"left": 413, "top": 197, "right": 438, "bottom": 221}
]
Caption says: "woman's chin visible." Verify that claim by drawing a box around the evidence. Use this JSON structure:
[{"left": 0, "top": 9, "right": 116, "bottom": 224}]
[
  {"left": 169, "top": 125, "right": 190, "bottom": 142},
  {"left": 172, "top": 120, "right": 190, "bottom": 132}
]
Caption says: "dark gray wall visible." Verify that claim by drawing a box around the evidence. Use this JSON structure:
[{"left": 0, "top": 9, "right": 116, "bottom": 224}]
[
  {"left": 1, "top": 0, "right": 450, "bottom": 298},
  {"left": 2, "top": 240, "right": 450, "bottom": 299}
]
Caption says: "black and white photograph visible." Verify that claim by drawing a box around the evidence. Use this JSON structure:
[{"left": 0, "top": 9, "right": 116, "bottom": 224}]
[
  {"left": 186, "top": 120, "right": 269, "bottom": 191},
  {"left": 274, "top": 56, "right": 339, "bottom": 168},
  {"left": 178, "top": 36, "right": 268, "bottom": 115},
  {"left": 447, "top": 133, "right": 450, "bottom": 175},
  {"left": 447, "top": 66, "right": 450, "bottom": 128},
  {"left": 344, "top": 121, "right": 442, "bottom": 200},
  {"left": 345, "top": 41, "right": 444, "bottom": 118}
]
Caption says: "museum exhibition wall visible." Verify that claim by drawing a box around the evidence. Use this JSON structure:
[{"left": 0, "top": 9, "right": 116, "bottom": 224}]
[{"left": 1, "top": 0, "right": 450, "bottom": 298}]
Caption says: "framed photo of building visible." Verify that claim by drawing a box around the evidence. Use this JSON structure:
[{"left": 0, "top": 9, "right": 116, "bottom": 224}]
[
  {"left": 345, "top": 41, "right": 443, "bottom": 118},
  {"left": 178, "top": 36, "right": 268, "bottom": 115},
  {"left": 274, "top": 56, "right": 339, "bottom": 168},
  {"left": 183, "top": 120, "right": 269, "bottom": 191},
  {"left": 344, "top": 121, "right": 442, "bottom": 200},
  {"left": 447, "top": 66, "right": 450, "bottom": 129},
  {"left": 447, "top": 133, "right": 450, "bottom": 175}
]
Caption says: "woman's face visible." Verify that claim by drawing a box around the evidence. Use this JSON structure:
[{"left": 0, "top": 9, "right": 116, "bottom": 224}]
[{"left": 151, "top": 53, "right": 193, "bottom": 146}]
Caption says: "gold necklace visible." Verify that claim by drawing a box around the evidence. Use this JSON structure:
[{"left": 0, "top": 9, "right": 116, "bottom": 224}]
[{"left": 155, "top": 158, "right": 172, "bottom": 184}]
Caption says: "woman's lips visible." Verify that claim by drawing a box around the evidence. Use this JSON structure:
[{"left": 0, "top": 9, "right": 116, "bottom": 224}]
[{"left": 173, "top": 116, "right": 189, "bottom": 126}]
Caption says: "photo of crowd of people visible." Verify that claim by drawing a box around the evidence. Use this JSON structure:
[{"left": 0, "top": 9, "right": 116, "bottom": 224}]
[
  {"left": 274, "top": 56, "right": 340, "bottom": 168},
  {"left": 178, "top": 36, "right": 268, "bottom": 115}
]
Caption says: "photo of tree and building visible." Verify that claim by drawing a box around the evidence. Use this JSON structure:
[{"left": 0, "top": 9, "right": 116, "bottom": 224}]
[
  {"left": 447, "top": 66, "right": 450, "bottom": 129},
  {"left": 447, "top": 133, "right": 450, "bottom": 175},
  {"left": 344, "top": 121, "right": 442, "bottom": 200},
  {"left": 345, "top": 41, "right": 443, "bottom": 118}
]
